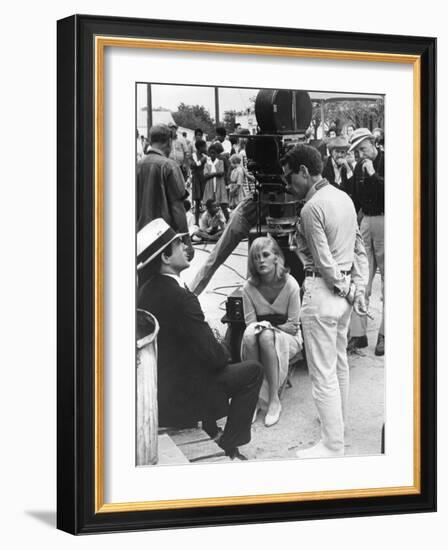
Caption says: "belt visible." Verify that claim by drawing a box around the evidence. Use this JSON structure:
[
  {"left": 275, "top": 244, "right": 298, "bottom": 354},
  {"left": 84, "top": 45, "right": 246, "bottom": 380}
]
[{"left": 305, "top": 269, "right": 351, "bottom": 278}]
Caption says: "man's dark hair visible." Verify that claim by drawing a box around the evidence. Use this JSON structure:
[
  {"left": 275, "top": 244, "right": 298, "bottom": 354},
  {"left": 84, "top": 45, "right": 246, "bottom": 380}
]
[
  {"left": 205, "top": 199, "right": 217, "bottom": 210},
  {"left": 281, "top": 144, "right": 323, "bottom": 176},
  {"left": 149, "top": 124, "right": 172, "bottom": 145},
  {"left": 139, "top": 241, "right": 175, "bottom": 281},
  {"left": 183, "top": 199, "right": 191, "bottom": 212},
  {"left": 195, "top": 139, "right": 206, "bottom": 150},
  {"left": 194, "top": 127, "right": 203, "bottom": 136},
  {"left": 215, "top": 126, "right": 226, "bottom": 137}
]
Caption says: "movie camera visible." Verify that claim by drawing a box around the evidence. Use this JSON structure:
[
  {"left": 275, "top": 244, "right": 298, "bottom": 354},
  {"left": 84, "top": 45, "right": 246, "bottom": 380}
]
[
  {"left": 235, "top": 89, "right": 313, "bottom": 250},
  {"left": 223, "top": 90, "right": 313, "bottom": 328}
]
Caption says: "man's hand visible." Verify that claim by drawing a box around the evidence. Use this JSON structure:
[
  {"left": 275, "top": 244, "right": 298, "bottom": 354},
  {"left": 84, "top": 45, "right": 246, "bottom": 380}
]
[
  {"left": 353, "top": 293, "right": 368, "bottom": 316},
  {"left": 361, "top": 159, "right": 375, "bottom": 176}
]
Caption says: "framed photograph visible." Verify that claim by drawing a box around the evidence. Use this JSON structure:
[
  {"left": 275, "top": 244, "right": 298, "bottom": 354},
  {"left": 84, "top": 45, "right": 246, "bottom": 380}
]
[{"left": 57, "top": 14, "right": 436, "bottom": 534}]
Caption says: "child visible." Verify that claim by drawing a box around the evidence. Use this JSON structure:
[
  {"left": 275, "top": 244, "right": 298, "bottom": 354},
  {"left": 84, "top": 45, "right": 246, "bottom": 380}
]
[
  {"left": 203, "top": 144, "right": 230, "bottom": 221},
  {"left": 228, "top": 154, "right": 246, "bottom": 208},
  {"left": 190, "top": 139, "right": 208, "bottom": 225},
  {"left": 192, "top": 199, "right": 226, "bottom": 242}
]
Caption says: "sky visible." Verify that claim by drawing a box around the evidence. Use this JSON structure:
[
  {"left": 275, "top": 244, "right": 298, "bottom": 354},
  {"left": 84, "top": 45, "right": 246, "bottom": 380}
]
[
  {"left": 136, "top": 83, "right": 382, "bottom": 121},
  {"left": 137, "top": 83, "right": 259, "bottom": 121}
]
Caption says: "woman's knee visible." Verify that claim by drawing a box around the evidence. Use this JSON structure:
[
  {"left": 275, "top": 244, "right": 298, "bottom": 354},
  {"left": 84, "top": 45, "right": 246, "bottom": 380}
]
[
  {"left": 258, "top": 329, "right": 275, "bottom": 348},
  {"left": 242, "top": 332, "right": 258, "bottom": 349}
]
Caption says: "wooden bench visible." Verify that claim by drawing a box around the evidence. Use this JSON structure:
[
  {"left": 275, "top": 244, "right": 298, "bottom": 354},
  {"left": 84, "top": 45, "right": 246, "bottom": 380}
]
[{"left": 157, "top": 427, "right": 233, "bottom": 464}]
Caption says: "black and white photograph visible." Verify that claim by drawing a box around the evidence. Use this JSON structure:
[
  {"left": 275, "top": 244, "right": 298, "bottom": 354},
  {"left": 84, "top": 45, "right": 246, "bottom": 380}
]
[{"left": 135, "top": 83, "right": 385, "bottom": 466}]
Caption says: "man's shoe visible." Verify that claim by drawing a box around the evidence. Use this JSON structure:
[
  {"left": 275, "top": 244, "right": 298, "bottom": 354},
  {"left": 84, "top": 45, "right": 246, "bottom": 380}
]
[
  {"left": 375, "top": 334, "right": 385, "bottom": 356},
  {"left": 225, "top": 447, "right": 248, "bottom": 461},
  {"left": 347, "top": 335, "right": 368, "bottom": 352}
]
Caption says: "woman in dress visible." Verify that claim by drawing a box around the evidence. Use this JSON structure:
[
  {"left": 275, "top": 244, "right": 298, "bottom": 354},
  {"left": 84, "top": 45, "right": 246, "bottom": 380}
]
[
  {"left": 241, "top": 237, "right": 302, "bottom": 427},
  {"left": 203, "top": 144, "right": 230, "bottom": 221}
]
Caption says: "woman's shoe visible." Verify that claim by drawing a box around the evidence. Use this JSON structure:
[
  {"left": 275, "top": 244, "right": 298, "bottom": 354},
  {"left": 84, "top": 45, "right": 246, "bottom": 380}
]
[{"left": 264, "top": 403, "right": 282, "bottom": 427}]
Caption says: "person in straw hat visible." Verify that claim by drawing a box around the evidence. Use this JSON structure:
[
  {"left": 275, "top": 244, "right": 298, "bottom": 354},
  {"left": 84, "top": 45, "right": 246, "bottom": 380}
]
[
  {"left": 346, "top": 128, "right": 385, "bottom": 357},
  {"left": 322, "top": 135, "right": 355, "bottom": 197},
  {"left": 137, "top": 219, "right": 263, "bottom": 461}
]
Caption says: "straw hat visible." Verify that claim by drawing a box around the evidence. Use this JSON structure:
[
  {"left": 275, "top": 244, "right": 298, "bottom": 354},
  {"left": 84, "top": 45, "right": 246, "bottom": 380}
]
[
  {"left": 348, "top": 128, "right": 374, "bottom": 151},
  {"left": 137, "top": 218, "right": 187, "bottom": 270}
]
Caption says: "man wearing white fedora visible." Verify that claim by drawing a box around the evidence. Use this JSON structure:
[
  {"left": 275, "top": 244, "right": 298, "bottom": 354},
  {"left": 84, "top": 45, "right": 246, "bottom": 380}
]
[
  {"left": 137, "top": 219, "right": 263, "bottom": 460},
  {"left": 347, "top": 128, "right": 385, "bottom": 357}
]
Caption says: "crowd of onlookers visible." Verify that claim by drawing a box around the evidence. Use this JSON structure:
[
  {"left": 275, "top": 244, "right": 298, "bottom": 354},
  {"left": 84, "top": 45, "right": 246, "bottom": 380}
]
[
  {"left": 137, "top": 121, "right": 384, "bottom": 243},
  {"left": 137, "top": 123, "right": 254, "bottom": 243}
]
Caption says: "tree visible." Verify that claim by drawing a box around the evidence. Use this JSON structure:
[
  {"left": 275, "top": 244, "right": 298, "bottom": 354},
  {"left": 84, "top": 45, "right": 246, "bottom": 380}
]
[
  {"left": 311, "top": 98, "right": 384, "bottom": 137},
  {"left": 222, "top": 109, "right": 244, "bottom": 133},
  {"left": 172, "top": 103, "right": 215, "bottom": 138}
]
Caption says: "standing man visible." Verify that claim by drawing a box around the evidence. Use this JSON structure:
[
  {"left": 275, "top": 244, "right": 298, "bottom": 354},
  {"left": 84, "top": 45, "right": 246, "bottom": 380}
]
[
  {"left": 347, "top": 128, "right": 385, "bottom": 356},
  {"left": 282, "top": 144, "right": 368, "bottom": 458},
  {"left": 322, "top": 136, "right": 355, "bottom": 197},
  {"left": 136, "top": 124, "right": 193, "bottom": 260},
  {"left": 137, "top": 219, "right": 262, "bottom": 460}
]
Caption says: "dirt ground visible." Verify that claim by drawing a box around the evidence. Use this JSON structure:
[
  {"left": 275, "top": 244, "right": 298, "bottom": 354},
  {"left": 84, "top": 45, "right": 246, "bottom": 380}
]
[{"left": 183, "top": 238, "right": 385, "bottom": 461}]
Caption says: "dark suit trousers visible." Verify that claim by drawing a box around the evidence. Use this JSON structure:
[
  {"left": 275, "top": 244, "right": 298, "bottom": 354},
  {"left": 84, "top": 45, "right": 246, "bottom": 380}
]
[{"left": 206, "top": 360, "right": 262, "bottom": 451}]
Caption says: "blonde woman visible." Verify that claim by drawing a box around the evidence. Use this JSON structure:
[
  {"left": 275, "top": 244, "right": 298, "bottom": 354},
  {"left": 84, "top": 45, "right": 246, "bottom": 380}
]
[{"left": 241, "top": 237, "right": 302, "bottom": 427}]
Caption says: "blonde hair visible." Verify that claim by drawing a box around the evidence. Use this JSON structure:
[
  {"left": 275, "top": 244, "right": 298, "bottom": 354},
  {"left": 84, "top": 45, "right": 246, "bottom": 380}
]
[
  {"left": 230, "top": 153, "right": 241, "bottom": 165},
  {"left": 247, "top": 236, "right": 288, "bottom": 286}
]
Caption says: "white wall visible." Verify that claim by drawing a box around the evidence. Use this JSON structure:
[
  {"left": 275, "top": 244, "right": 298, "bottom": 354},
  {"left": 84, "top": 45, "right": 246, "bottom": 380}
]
[{"left": 0, "top": 1, "right": 444, "bottom": 547}]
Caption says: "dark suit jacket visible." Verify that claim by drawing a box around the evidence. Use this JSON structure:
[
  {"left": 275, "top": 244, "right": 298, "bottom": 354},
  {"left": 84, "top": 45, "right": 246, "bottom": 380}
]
[
  {"left": 351, "top": 150, "right": 384, "bottom": 215},
  {"left": 136, "top": 148, "right": 188, "bottom": 232},
  {"left": 138, "top": 274, "right": 230, "bottom": 426}
]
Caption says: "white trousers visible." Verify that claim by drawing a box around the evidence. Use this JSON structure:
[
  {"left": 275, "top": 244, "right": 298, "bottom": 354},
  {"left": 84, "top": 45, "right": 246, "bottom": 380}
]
[
  {"left": 350, "top": 214, "right": 385, "bottom": 337},
  {"left": 300, "top": 277, "right": 351, "bottom": 452}
]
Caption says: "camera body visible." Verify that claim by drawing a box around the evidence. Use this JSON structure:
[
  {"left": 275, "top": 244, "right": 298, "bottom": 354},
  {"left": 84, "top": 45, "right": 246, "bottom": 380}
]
[{"left": 237, "top": 89, "right": 313, "bottom": 250}]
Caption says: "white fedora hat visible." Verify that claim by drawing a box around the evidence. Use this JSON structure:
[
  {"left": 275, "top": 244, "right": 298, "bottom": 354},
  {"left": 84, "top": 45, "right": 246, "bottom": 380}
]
[
  {"left": 137, "top": 218, "right": 187, "bottom": 270},
  {"left": 348, "top": 128, "right": 374, "bottom": 152}
]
